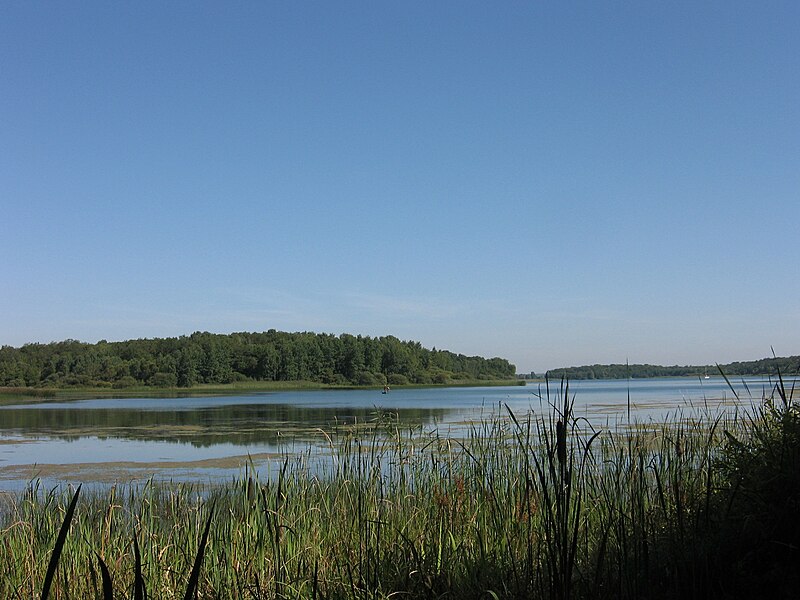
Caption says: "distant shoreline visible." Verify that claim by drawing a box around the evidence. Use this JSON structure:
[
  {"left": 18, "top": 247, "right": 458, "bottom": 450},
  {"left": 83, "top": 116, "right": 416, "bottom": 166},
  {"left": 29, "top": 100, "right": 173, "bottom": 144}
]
[
  {"left": 519, "top": 373, "right": 792, "bottom": 382},
  {"left": 0, "top": 378, "right": 524, "bottom": 404},
  {"left": 537, "top": 355, "right": 799, "bottom": 381}
]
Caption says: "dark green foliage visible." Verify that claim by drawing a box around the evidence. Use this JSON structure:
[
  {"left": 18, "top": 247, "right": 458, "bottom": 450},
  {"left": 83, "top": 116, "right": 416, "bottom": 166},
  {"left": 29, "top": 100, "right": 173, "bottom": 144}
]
[
  {"left": 95, "top": 553, "right": 114, "bottom": 600},
  {"left": 183, "top": 502, "right": 214, "bottom": 600},
  {"left": 712, "top": 385, "right": 800, "bottom": 597},
  {"left": 40, "top": 484, "right": 81, "bottom": 600},
  {"left": 133, "top": 534, "right": 146, "bottom": 600},
  {"left": 0, "top": 331, "right": 516, "bottom": 389},
  {"left": 387, "top": 373, "right": 410, "bottom": 386},
  {"left": 546, "top": 356, "right": 800, "bottom": 380}
]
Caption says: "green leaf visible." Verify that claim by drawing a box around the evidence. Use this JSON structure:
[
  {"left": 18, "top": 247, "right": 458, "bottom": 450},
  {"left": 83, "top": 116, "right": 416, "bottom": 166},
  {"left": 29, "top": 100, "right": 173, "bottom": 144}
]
[{"left": 41, "top": 484, "right": 81, "bottom": 600}]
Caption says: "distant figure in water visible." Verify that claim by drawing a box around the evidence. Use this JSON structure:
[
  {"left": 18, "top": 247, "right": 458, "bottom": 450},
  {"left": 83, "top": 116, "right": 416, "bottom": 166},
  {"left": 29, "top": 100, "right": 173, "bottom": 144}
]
[{"left": 382, "top": 385, "right": 390, "bottom": 394}]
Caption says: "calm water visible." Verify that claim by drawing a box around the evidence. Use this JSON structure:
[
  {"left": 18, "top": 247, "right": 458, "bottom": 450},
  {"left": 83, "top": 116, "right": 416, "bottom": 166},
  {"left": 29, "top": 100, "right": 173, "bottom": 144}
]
[{"left": 0, "top": 377, "right": 788, "bottom": 491}]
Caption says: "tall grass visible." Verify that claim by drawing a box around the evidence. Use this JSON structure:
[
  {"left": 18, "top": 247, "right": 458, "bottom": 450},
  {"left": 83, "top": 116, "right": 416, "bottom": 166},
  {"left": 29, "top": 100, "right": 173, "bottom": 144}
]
[{"left": 1, "top": 379, "right": 797, "bottom": 599}]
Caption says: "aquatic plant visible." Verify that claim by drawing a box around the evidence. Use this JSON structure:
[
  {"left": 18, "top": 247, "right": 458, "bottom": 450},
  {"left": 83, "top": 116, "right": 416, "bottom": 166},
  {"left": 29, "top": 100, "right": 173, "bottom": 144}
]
[{"left": 1, "top": 376, "right": 797, "bottom": 599}]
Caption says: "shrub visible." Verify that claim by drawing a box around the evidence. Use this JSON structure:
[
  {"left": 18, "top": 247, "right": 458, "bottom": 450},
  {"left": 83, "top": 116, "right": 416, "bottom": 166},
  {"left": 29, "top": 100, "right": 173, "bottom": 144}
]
[
  {"left": 714, "top": 385, "right": 800, "bottom": 596},
  {"left": 113, "top": 376, "right": 138, "bottom": 389},
  {"left": 355, "top": 371, "right": 385, "bottom": 386},
  {"left": 147, "top": 372, "right": 177, "bottom": 387},
  {"left": 387, "top": 373, "right": 409, "bottom": 386},
  {"left": 414, "top": 372, "right": 433, "bottom": 384}
]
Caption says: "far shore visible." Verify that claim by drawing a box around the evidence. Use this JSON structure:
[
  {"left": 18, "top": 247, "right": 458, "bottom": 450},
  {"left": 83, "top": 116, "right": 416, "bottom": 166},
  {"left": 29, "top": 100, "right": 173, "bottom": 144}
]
[{"left": 0, "top": 378, "right": 525, "bottom": 405}]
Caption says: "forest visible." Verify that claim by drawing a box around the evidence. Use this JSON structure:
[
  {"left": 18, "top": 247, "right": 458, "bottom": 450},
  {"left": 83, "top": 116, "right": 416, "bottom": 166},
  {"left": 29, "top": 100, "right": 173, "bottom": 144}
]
[
  {"left": 546, "top": 355, "right": 800, "bottom": 380},
  {"left": 0, "top": 330, "right": 516, "bottom": 388}
]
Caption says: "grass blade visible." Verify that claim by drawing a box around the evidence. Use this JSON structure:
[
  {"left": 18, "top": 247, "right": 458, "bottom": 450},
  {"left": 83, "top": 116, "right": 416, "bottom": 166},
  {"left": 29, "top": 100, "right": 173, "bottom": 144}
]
[
  {"left": 95, "top": 553, "right": 114, "bottom": 600},
  {"left": 183, "top": 501, "right": 215, "bottom": 600},
  {"left": 133, "top": 534, "right": 146, "bottom": 600},
  {"left": 41, "top": 484, "right": 81, "bottom": 600},
  {"left": 716, "top": 363, "right": 739, "bottom": 401}
]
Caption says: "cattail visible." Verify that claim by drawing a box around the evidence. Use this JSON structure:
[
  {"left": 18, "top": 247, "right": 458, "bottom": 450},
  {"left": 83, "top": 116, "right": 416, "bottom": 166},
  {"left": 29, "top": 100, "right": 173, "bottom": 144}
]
[
  {"left": 246, "top": 475, "right": 255, "bottom": 504},
  {"left": 556, "top": 419, "right": 567, "bottom": 467}
]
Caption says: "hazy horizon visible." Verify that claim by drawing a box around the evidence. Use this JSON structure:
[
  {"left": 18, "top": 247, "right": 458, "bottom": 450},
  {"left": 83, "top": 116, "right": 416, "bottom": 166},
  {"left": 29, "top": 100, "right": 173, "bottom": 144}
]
[{"left": 3, "top": 3, "right": 799, "bottom": 375}]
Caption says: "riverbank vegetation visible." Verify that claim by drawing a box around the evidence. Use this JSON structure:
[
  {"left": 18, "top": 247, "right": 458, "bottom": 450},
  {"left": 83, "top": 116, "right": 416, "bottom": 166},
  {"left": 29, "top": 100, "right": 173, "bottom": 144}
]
[
  {"left": 2, "top": 378, "right": 797, "bottom": 599},
  {"left": 546, "top": 354, "right": 799, "bottom": 380},
  {"left": 0, "top": 331, "right": 516, "bottom": 390}
]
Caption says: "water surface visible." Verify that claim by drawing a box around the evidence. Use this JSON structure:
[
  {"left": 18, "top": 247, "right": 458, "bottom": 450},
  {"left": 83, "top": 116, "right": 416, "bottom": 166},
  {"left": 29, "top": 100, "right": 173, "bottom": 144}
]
[{"left": 0, "top": 377, "right": 788, "bottom": 491}]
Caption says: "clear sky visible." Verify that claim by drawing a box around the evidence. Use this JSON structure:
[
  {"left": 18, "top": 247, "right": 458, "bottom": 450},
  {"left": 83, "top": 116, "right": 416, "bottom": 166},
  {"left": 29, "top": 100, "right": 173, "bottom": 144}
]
[{"left": 2, "top": 2, "right": 798, "bottom": 373}]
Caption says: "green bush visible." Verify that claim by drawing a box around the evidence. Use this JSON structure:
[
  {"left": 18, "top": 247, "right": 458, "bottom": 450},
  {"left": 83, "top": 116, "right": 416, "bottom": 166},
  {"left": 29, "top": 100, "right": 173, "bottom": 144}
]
[
  {"left": 147, "top": 372, "right": 177, "bottom": 387},
  {"left": 433, "top": 372, "right": 449, "bottom": 384},
  {"left": 414, "top": 371, "right": 433, "bottom": 384},
  {"left": 387, "top": 373, "right": 409, "bottom": 386},
  {"left": 714, "top": 388, "right": 800, "bottom": 596},
  {"left": 355, "top": 371, "right": 385, "bottom": 386},
  {"left": 112, "top": 376, "right": 138, "bottom": 389}
]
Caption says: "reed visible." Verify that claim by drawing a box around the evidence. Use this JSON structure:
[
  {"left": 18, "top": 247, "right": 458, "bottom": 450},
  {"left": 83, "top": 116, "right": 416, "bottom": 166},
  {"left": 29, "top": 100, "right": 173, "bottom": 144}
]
[{"left": 1, "top": 379, "right": 796, "bottom": 599}]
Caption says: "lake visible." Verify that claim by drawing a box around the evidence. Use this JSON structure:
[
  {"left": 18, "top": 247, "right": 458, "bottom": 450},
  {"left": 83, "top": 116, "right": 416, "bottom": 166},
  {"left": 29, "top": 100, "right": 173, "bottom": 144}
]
[{"left": 0, "top": 376, "right": 789, "bottom": 491}]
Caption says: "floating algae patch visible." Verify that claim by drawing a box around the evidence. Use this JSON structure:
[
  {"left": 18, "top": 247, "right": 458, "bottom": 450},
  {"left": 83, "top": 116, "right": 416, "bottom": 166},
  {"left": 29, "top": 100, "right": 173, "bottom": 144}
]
[
  {"left": 0, "top": 379, "right": 784, "bottom": 491},
  {"left": 0, "top": 436, "right": 37, "bottom": 445},
  {"left": 0, "top": 451, "right": 288, "bottom": 491}
]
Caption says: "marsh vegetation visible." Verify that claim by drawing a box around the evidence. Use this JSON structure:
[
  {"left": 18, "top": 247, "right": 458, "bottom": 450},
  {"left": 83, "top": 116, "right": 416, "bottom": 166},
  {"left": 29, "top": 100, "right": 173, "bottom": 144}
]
[{"left": 2, "top": 375, "right": 798, "bottom": 599}]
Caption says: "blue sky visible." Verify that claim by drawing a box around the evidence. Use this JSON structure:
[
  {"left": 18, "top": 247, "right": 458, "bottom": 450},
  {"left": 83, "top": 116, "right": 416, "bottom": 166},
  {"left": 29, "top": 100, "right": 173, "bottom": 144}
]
[{"left": 2, "top": 2, "right": 798, "bottom": 373}]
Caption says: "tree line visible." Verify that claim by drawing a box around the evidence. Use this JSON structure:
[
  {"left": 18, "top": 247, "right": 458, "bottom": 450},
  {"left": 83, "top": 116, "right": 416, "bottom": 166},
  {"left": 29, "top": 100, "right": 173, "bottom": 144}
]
[
  {"left": 0, "top": 330, "right": 516, "bottom": 388},
  {"left": 545, "top": 355, "right": 800, "bottom": 380}
]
